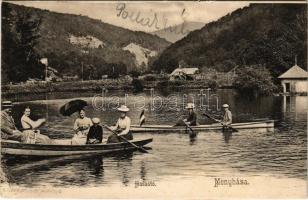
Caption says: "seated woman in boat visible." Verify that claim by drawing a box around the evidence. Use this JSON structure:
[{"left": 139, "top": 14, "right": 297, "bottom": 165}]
[
  {"left": 174, "top": 103, "right": 197, "bottom": 126},
  {"left": 71, "top": 109, "right": 93, "bottom": 145},
  {"left": 21, "top": 107, "right": 55, "bottom": 144},
  {"left": 86, "top": 118, "right": 103, "bottom": 144},
  {"left": 107, "top": 105, "right": 133, "bottom": 143}
]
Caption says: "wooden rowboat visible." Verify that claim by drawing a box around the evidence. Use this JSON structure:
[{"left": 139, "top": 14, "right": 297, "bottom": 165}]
[
  {"left": 130, "top": 120, "right": 275, "bottom": 133},
  {"left": 1, "top": 138, "right": 153, "bottom": 157}
]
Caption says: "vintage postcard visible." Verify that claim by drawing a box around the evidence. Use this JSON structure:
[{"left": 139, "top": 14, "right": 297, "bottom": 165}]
[{"left": 0, "top": 0, "right": 307, "bottom": 199}]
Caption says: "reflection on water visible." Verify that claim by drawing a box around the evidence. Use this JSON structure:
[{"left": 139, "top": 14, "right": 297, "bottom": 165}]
[{"left": 1, "top": 89, "right": 307, "bottom": 187}]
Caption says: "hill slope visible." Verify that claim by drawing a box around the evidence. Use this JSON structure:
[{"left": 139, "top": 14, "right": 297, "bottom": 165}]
[
  {"left": 2, "top": 2, "right": 170, "bottom": 82},
  {"left": 151, "top": 21, "right": 205, "bottom": 43},
  {"left": 152, "top": 4, "right": 307, "bottom": 77}
]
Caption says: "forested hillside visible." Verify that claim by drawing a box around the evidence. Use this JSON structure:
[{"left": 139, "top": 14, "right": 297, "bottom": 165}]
[
  {"left": 152, "top": 4, "right": 307, "bottom": 77},
  {"left": 2, "top": 2, "right": 170, "bottom": 83}
]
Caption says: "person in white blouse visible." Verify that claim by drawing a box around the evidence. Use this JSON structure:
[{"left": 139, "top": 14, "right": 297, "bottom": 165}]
[
  {"left": 107, "top": 105, "right": 133, "bottom": 143},
  {"left": 71, "top": 109, "right": 93, "bottom": 145},
  {"left": 21, "top": 107, "right": 55, "bottom": 144}
]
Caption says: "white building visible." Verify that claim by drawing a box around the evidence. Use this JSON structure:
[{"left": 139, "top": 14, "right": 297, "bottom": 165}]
[
  {"left": 278, "top": 64, "right": 308, "bottom": 94},
  {"left": 170, "top": 68, "right": 199, "bottom": 80}
]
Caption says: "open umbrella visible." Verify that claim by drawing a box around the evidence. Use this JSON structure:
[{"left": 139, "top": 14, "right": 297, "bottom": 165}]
[{"left": 60, "top": 99, "right": 88, "bottom": 116}]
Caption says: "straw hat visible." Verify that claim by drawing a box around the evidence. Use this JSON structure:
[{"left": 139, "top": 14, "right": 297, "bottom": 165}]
[
  {"left": 92, "top": 117, "right": 100, "bottom": 124},
  {"left": 222, "top": 104, "right": 229, "bottom": 108},
  {"left": 185, "top": 103, "right": 195, "bottom": 109},
  {"left": 2, "top": 101, "right": 13, "bottom": 109},
  {"left": 117, "top": 105, "right": 129, "bottom": 112}
]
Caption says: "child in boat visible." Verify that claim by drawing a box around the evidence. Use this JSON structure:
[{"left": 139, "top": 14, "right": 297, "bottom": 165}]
[
  {"left": 71, "top": 109, "right": 93, "bottom": 145},
  {"left": 107, "top": 105, "right": 133, "bottom": 143},
  {"left": 86, "top": 118, "right": 103, "bottom": 144}
]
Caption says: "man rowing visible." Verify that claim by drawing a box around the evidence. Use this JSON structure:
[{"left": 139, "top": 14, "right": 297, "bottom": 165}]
[
  {"left": 174, "top": 103, "right": 197, "bottom": 126},
  {"left": 221, "top": 104, "right": 232, "bottom": 126},
  {"left": 107, "top": 105, "right": 133, "bottom": 143}
]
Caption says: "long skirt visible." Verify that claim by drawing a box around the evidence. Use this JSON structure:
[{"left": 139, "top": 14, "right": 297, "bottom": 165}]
[
  {"left": 71, "top": 131, "right": 87, "bottom": 145},
  {"left": 22, "top": 130, "right": 55, "bottom": 144},
  {"left": 107, "top": 132, "right": 133, "bottom": 143}
]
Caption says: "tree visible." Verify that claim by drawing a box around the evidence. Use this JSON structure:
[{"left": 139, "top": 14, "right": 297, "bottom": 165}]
[
  {"left": 234, "top": 65, "right": 278, "bottom": 96},
  {"left": 2, "top": 6, "right": 44, "bottom": 82}
]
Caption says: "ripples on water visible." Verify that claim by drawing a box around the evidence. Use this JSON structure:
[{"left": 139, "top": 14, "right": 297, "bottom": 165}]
[{"left": 1, "top": 90, "right": 307, "bottom": 187}]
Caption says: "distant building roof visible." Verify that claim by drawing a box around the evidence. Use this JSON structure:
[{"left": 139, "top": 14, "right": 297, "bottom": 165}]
[
  {"left": 278, "top": 65, "right": 308, "bottom": 79},
  {"left": 170, "top": 68, "right": 199, "bottom": 76}
]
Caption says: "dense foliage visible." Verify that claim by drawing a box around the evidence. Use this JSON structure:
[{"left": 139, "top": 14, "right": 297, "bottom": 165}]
[
  {"left": 2, "top": 4, "right": 45, "bottom": 82},
  {"left": 234, "top": 66, "right": 278, "bottom": 95},
  {"left": 152, "top": 4, "right": 307, "bottom": 78},
  {"left": 2, "top": 2, "right": 170, "bottom": 83}
]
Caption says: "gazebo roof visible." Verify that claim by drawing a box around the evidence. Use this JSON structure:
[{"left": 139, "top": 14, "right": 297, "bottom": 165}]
[{"left": 278, "top": 65, "right": 308, "bottom": 79}]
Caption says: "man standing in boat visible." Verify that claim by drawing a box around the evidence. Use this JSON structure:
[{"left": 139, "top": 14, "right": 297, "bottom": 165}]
[
  {"left": 107, "top": 105, "right": 133, "bottom": 143},
  {"left": 1, "top": 101, "right": 23, "bottom": 141}
]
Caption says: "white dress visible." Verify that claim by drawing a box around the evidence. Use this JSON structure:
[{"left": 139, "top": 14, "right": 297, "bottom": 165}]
[{"left": 71, "top": 117, "right": 93, "bottom": 145}]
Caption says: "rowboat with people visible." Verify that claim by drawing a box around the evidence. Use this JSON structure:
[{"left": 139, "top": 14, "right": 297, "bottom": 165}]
[
  {"left": 130, "top": 120, "right": 275, "bottom": 133},
  {"left": 1, "top": 138, "right": 153, "bottom": 157}
]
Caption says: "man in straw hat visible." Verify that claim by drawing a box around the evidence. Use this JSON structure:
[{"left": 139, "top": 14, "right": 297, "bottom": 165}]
[
  {"left": 1, "top": 101, "right": 23, "bottom": 141},
  {"left": 175, "top": 103, "right": 197, "bottom": 126},
  {"left": 221, "top": 104, "right": 232, "bottom": 126},
  {"left": 86, "top": 118, "right": 103, "bottom": 144},
  {"left": 107, "top": 105, "right": 133, "bottom": 143}
]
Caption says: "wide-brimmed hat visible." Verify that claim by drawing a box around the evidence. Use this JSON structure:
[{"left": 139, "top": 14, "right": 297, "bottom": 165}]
[
  {"left": 92, "top": 117, "right": 100, "bottom": 124},
  {"left": 2, "top": 101, "right": 13, "bottom": 109},
  {"left": 117, "top": 105, "right": 129, "bottom": 112},
  {"left": 185, "top": 103, "right": 195, "bottom": 109},
  {"left": 222, "top": 104, "right": 229, "bottom": 108}
]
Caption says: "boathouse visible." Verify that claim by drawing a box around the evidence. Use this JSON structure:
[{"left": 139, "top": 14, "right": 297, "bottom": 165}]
[{"left": 278, "top": 64, "right": 308, "bottom": 94}]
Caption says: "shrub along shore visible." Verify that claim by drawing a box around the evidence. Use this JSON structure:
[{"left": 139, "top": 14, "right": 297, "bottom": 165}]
[{"left": 2, "top": 79, "right": 233, "bottom": 97}]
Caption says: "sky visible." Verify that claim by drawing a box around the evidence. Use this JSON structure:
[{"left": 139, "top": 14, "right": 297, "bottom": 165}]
[{"left": 10, "top": 1, "right": 250, "bottom": 32}]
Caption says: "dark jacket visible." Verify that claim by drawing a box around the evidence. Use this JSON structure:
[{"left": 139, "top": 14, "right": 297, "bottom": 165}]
[
  {"left": 186, "top": 112, "right": 197, "bottom": 126},
  {"left": 86, "top": 125, "right": 103, "bottom": 144}
]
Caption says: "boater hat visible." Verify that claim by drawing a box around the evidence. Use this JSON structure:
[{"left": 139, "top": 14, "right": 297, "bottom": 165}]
[
  {"left": 185, "top": 103, "right": 195, "bottom": 109},
  {"left": 222, "top": 104, "right": 229, "bottom": 108},
  {"left": 2, "top": 101, "right": 13, "bottom": 109},
  {"left": 117, "top": 105, "right": 129, "bottom": 112},
  {"left": 92, "top": 118, "right": 100, "bottom": 124}
]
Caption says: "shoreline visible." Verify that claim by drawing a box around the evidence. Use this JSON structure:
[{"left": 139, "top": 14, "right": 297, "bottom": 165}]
[{"left": 1, "top": 79, "right": 234, "bottom": 97}]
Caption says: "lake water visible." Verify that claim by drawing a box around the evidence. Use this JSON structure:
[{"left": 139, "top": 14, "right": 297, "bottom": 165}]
[{"left": 1, "top": 89, "right": 307, "bottom": 196}]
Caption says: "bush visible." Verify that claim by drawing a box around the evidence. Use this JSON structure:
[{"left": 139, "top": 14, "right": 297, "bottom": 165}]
[
  {"left": 234, "top": 66, "right": 277, "bottom": 96},
  {"left": 208, "top": 79, "right": 219, "bottom": 90},
  {"left": 143, "top": 75, "right": 157, "bottom": 81}
]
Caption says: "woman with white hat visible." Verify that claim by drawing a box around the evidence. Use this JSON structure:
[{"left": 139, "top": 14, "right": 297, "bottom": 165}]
[{"left": 107, "top": 105, "right": 133, "bottom": 143}]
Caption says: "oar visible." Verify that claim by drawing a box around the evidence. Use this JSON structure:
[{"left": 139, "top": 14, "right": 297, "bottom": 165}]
[
  {"left": 203, "top": 113, "right": 238, "bottom": 132},
  {"left": 102, "top": 125, "right": 148, "bottom": 153},
  {"left": 183, "top": 121, "right": 196, "bottom": 137}
]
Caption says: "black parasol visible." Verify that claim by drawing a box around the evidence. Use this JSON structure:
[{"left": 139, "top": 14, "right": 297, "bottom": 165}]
[{"left": 60, "top": 99, "right": 88, "bottom": 116}]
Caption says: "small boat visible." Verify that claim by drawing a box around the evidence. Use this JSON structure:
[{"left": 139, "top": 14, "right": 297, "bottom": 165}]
[
  {"left": 1, "top": 138, "right": 153, "bottom": 157},
  {"left": 130, "top": 120, "right": 275, "bottom": 133}
]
